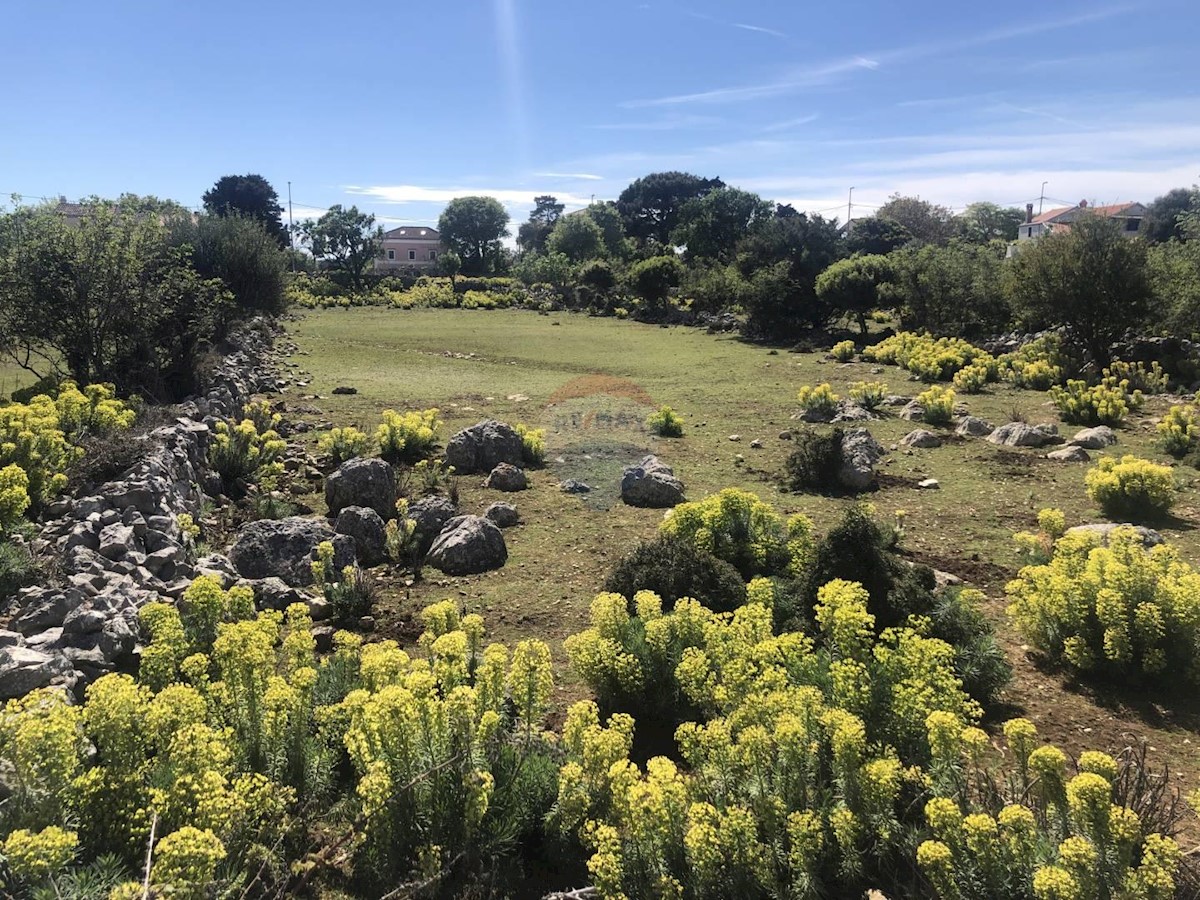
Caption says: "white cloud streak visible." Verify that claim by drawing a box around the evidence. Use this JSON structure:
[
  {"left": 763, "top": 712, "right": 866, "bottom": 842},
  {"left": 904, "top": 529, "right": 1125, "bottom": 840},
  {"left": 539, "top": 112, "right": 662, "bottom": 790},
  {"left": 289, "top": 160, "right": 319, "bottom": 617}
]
[
  {"left": 535, "top": 172, "right": 605, "bottom": 181},
  {"left": 344, "top": 184, "right": 597, "bottom": 209}
]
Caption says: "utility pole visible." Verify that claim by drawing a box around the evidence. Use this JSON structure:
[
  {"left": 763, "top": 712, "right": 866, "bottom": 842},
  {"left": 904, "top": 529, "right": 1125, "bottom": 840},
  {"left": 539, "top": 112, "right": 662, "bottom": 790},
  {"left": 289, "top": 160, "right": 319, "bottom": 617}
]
[
  {"left": 287, "top": 181, "right": 296, "bottom": 273},
  {"left": 1039, "top": 181, "right": 1048, "bottom": 216},
  {"left": 846, "top": 187, "right": 855, "bottom": 236}
]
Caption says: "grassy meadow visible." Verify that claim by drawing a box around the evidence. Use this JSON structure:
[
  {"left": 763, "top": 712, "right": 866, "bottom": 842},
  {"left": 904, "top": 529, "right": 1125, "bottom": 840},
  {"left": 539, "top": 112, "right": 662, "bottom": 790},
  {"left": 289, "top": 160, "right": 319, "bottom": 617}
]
[{"left": 285, "top": 307, "right": 1200, "bottom": 799}]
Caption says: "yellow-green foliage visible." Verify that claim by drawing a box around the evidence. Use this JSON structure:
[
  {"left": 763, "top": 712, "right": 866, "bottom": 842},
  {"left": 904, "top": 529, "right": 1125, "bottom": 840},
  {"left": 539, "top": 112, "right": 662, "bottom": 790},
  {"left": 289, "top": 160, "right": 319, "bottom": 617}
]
[
  {"left": 0, "top": 382, "right": 135, "bottom": 509},
  {"left": 318, "top": 425, "right": 372, "bottom": 465},
  {"left": 1085, "top": 455, "right": 1175, "bottom": 520},
  {"left": 1013, "top": 508, "right": 1067, "bottom": 564},
  {"left": 0, "top": 464, "right": 31, "bottom": 531},
  {"left": 830, "top": 340, "right": 856, "bottom": 362},
  {"left": 661, "top": 487, "right": 813, "bottom": 578},
  {"left": 1008, "top": 525, "right": 1200, "bottom": 682},
  {"left": 797, "top": 383, "right": 839, "bottom": 418},
  {"left": 207, "top": 419, "right": 286, "bottom": 487},
  {"left": 999, "top": 336, "right": 1065, "bottom": 389},
  {"left": 560, "top": 581, "right": 1176, "bottom": 900},
  {"left": 242, "top": 399, "right": 280, "bottom": 434},
  {"left": 376, "top": 408, "right": 442, "bottom": 463},
  {"left": 1157, "top": 404, "right": 1199, "bottom": 457},
  {"left": 861, "top": 332, "right": 991, "bottom": 382},
  {"left": 951, "top": 362, "right": 990, "bottom": 394},
  {"left": 918, "top": 386, "right": 956, "bottom": 426},
  {"left": 1104, "top": 360, "right": 1169, "bottom": 395},
  {"left": 1050, "top": 377, "right": 1141, "bottom": 426},
  {"left": 0, "top": 598, "right": 554, "bottom": 896},
  {"left": 393, "top": 281, "right": 458, "bottom": 309},
  {"left": 647, "top": 405, "right": 684, "bottom": 437},
  {"left": 848, "top": 381, "right": 888, "bottom": 411},
  {"left": 515, "top": 423, "right": 546, "bottom": 466}
]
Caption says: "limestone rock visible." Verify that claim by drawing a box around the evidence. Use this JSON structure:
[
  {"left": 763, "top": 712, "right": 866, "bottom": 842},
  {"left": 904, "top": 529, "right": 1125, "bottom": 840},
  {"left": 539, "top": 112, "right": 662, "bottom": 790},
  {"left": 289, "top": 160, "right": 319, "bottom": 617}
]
[
  {"left": 621, "top": 456, "right": 686, "bottom": 508},
  {"left": 1066, "top": 523, "right": 1163, "bottom": 547},
  {"left": 900, "top": 429, "right": 942, "bottom": 449},
  {"left": 228, "top": 517, "right": 354, "bottom": 586},
  {"left": 986, "top": 422, "right": 1059, "bottom": 448},
  {"left": 444, "top": 420, "right": 525, "bottom": 474},
  {"left": 484, "top": 502, "right": 520, "bottom": 527},
  {"left": 407, "top": 495, "right": 459, "bottom": 554},
  {"left": 325, "top": 457, "right": 397, "bottom": 520},
  {"left": 837, "top": 429, "right": 884, "bottom": 491},
  {"left": 559, "top": 479, "right": 592, "bottom": 494},
  {"left": 0, "top": 647, "right": 71, "bottom": 699},
  {"left": 956, "top": 416, "right": 994, "bottom": 437},
  {"left": 334, "top": 506, "right": 387, "bottom": 566},
  {"left": 1047, "top": 446, "right": 1090, "bottom": 462},
  {"left": 485, "top": 463, "right": 527, "bottom": 492},
  {"left": 1069, "top": 426, "right": 1117, "bottom": 450},
  {"left": 427, "top": 515, "right": 508, "bottom": 575}
]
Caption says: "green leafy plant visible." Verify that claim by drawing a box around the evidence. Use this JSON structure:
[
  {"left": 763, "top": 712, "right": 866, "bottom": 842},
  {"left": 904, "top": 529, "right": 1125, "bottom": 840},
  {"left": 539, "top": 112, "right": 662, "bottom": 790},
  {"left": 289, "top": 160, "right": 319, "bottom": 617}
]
[
  {"left": 796, "top": 383, "right": 839, "bottom": 419},
  {"left": 311, "top": 541, "right": 375, "bottom": 623},
  {"left": 1157, "top": 404, "right": 1199, "bottom": 457},
  {"left": 848, "top": 381, "right": 888, "bottom": 411},
  {"left": 376, "top": 408, "right": 442, "bottom": 463},
  {"left": 830, "top": 339, "right": 856, "bottom": 362},
  {"left": 515, "top": 423, "right": 546, "bottom": 466},
  {"left": 646, "top": 405, "right": 684, "bottom": 437},
  {"left": 1050, "top": 377, "right": 1139, "bottom": 426},
  {"left": 318, "top": 426, "right": 371, "bottom": 465},
  {"left": 1085, "top": 454, "right": 1175, "bottom": 520},
  {"left": 605, "top": 534, "right": 748, "bottom": 614},
  {"left": 207, "top": 419, "right": 286, "bottom": 493},
  {"left": 918, "top": 385, "right": 956, "bottom": 426}
]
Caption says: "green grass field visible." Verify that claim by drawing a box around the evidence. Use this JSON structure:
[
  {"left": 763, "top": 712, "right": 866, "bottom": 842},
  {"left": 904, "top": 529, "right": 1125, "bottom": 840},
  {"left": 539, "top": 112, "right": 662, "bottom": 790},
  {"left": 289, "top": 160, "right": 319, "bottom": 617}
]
[
  {"left": 286, "top": 307, "right": 1200, "bottom": 796},
  {"left": 0, "top": 359, "right": 39, "bottom": 401}
]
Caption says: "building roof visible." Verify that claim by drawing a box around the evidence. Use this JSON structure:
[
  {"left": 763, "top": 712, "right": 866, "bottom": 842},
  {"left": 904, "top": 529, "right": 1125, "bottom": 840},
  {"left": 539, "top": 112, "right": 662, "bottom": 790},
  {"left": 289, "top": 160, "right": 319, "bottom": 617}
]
[
  {"left": 383, "top": 226, "right": 440, "bottom": 240},
  {"left": 1031, "top": 201, "right": 1143, "bottom": 225}
]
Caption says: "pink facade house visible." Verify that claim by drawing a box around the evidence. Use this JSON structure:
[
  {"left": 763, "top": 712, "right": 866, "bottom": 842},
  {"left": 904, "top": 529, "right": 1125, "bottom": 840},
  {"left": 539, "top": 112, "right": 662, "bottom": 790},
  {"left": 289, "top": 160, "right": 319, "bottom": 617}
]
[{"left": 376, "top": 225, "right": 443, "bottom": 270}]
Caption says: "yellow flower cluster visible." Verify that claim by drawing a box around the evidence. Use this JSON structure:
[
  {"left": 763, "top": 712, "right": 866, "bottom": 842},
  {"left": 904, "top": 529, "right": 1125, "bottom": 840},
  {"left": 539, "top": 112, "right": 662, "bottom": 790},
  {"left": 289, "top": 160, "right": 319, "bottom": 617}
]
[
  {"left": 830, "top": 340, "right": 856, "bottom": 361},
  {"left": 1084, "top": 454, "right": 1175, "bottom": 519},
  {"left": 998, "top": 335, "right": 1065, "bottom": 389},
  {"left": 848, "top": 381, "right": 888, "bottom": 411},
  {"left": 0, "top": 463, "right": 31, "bottom": 530},
  {"left": 1157, "top": 402, "right": 1199, "bottom": 457},
  {"left": 951, "top": 362, "right": 991, "bottom": 393},
  {"left": 917, "top": 385, "right": 956, "bottom": 426},
  {"left": 376, "top": 407, "right": 442, "bottom": 463},
  {"left": 862, "top": 331, "right": 994, "bottom": 383},
  {"left": 1050, "top": 376, "right": 1141, "bottom": 426},
  {"left": 207, "top": 418, "right": 286, "bottom": 486},
  {"left": 1008, "top": 525, "right": 1200, "bottom": 681},
  {"left": 317, "top": 424, "right": 371, "bottom": 464},
  {"left": 515, "top": 422, "right": 546, "bottom": 465},
  {"left": 646, "top": 404, "right": 685, "bottom": 437},
  {"left": 796, "top": 382, "right": 839, "bottom": 417}
]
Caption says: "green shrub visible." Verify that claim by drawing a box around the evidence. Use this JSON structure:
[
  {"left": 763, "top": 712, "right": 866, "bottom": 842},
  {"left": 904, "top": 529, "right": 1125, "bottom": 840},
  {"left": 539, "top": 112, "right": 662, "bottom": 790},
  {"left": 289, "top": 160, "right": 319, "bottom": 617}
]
[
  {"left": 1104, "top": 359, "right": 1169, "bottom": 394},
  {"left": 317, "top": 426, "right": 371, "bottom": 465},
  {"left": 862, "top": 331, "right": 990, "bottom": 381},
  {"left": 1085, "top": 454, "right": 1175, "bottom": 520},
  {"left": 0, "top": 466, "right": 31, "bottom": 532},
  {"left": 0, "top": 538, "right": 37, "bottom": 600},
  {"left": 951, "top": 362, "right": 989, "bottom": 394},
  {"left": 646, "top": 405, "right": 684, "bottom": 437},
  {"left": 514, "top": 423, "right": 545, "bottom": 466},
  {"left": 207, "top": 419, "right": 285, "bottom": 492},
  {"left": 848, "top": 381, "right": 888, "bottom": 411},
  {"left": 784, "top": 428, "right": 844, "bottom": 494},
  {"left": 604, "top": 534, "right": 747, "bottom": 614},
  {"left": 830, "top": 339, "right": 855, "bottom": 361},
  {"left": 1008, "top": 525, "right": 1200, "bottom": 683},
  {"left": 311, "top": 542, "right": 375, "bottom": 623},
  {"left": 918, "top": 385, "right": 956, "bottom": 426},
  {"left": 796, "top": 383, "right": 839, "bottom": 419},
  {"left": 376, "top": 408, "right": 442, "bottom": 463},
  {"left": 1157, "top": 404, "right": 1199, "bottom": 457},
  {"left": 1050, "top": 377, "right": 1138, "bottom": 426}
]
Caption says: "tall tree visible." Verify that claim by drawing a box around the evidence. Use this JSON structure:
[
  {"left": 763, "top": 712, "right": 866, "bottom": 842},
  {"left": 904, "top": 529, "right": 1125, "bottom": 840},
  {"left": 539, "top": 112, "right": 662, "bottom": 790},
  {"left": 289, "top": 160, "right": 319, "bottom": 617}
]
[
  {"left": 670, "top": 187, "right": 772, "bottom": 263},
  {"left": 582, "top": 202, "right": 629, "bottom": 258},
  {"left": 957, "top": 202, "right": 1025, "bottom": 243},
  {"left": 1006, "top": 214, "right": 1150, "bottom": 367},
  {"left": 815, "top": 254, "right": 893, "bottom": 335},
  {"left": 617, "top": 171, "right": 724, "bottom": 246},
  {"left": 884, "top": 243, "right": 1010, "bottom": 337},
  {"left": 516, "top": 195, "right": 564, "bottom": 254},
  {"left": 300, "top": 205, "right": 382, "bottom": 293},
  {"left": 736, "top": 213, "right": 843, "bottom": 337},
  {"left": 438, "top": 196, "right": 510, "bottom": 275},
  {"left": 202, "top": 174, "right": 288, "bottom": 247},
  {"left": 546, "top": 213, "right": 605, "bottom": 262},
  {"left": 1142, "top": 188, "right": 1196, "bottom": 243},
  {"left": 846, "top": 216, "right": 912, "bottom": 255},
  {"left": 875, "top": 194, "right": 957, "bottom": 246}
]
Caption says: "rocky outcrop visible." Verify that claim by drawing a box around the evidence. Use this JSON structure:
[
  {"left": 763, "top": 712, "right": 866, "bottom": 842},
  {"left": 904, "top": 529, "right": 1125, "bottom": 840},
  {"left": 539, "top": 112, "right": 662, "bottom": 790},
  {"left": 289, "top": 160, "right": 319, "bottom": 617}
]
[
  {"left": 837, "top": 428, "right": 885, "bottom": 491},
  {"left": 621, "top": 456, "right": 686, "bottom": 508},
  {"left": 229, "top": 517, "right": 354, "bottom": 586},
  {"left": 325, "top": 457, "right": 397, "bottom": 519},
  {"left": 426, "top": 515, "right": 508, "bottom": 575},
  {"left": 335, "top": 506, "right": 387, "bottom": 566},
  {"left": 484, "top": 502, "right": 520, "bottom": 528},
  {"left": 485, "top": 463, "right": 527, "bottom": 492},
  {"left": 1068, "top": 426, "right": 1117, "bottom": 450},
  {"left": 986, "top": 422, "right": 1060, "bottom": 448},
  {"left": 407, "top": 495, "right": 459, "bottom": 554},
  {"left": 956, "top": 416, "right": 994, "bottom": 438},
  {"left": 444, "top": 420, "right": 525, "bottom": 474},
  {"left": 900, "top": 429, "right": 942, "bottom": 449}
]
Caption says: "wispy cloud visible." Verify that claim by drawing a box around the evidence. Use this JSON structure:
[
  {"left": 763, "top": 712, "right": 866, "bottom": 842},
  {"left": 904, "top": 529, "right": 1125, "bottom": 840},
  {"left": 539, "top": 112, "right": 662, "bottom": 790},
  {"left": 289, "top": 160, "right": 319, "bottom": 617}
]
[
  {"left": 344, "top": 184, "right": 596, "bottom": 209},
  {"left": 535, "top": 172, "right": 604, "bottom": 181},
  {"left": 679, "top": 8, "right": 788, "bottom": 39},
  {"left": 733, "top": 22, "right": 787, "bottom": 38},
  {"left": 590, "top": 113, "right": 723, "bottom": 131},
  {"left": 624, "top": 4, "right": 1135, "bottom": 107},
  {"left": 762, "top": 113, "right": 819, "bottom": 133}
]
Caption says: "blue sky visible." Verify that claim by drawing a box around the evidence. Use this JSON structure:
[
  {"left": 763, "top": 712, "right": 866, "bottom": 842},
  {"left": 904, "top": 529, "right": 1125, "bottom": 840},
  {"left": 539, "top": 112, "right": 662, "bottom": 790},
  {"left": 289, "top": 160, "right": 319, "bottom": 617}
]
[{"left": 3, "top": 0, "right": 1198, "bottom": 233}]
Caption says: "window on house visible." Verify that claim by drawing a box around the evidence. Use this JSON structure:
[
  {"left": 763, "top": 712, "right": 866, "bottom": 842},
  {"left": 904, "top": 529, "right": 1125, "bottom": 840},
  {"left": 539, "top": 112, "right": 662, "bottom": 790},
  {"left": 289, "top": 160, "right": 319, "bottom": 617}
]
[
  {"left": 409, "top": 250, "right": 416, "bottom": 260},
  {"left": 387, "top": 249, "right": 395, "bottom": 260},
  {"left": 1126, "top": 218, "right": 1140, "bottom": 232},
  {"left": 429, "top": 250, "right": 438, "bottom": 261}
]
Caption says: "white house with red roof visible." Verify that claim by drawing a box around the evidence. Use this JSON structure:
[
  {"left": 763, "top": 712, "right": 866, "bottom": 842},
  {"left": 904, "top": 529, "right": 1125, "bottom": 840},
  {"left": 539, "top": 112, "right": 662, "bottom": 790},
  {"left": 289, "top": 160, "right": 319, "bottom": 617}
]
[{"left": 1016, "top": 199, "right": 1146, "bottom": 242}]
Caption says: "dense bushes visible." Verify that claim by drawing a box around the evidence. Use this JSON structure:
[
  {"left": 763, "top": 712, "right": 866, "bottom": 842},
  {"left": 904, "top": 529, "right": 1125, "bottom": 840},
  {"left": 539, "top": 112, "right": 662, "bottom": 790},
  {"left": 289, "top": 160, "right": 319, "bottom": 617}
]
[
  {"left": 1008, "top": 525, "right": 1200, "bottom": 684},
  {"left": 604, "top": 534, "right": 748, "bottom": 614},
  {"left": 376, "top": 408, "right": 442, "bottom": 463},
  {"left": 1051, "top": 376, "right": 1142, "bottom": 426},
  {"left": 1085, "top": 455, "right": 1175, "bottom": 520},
  {"left": 796, "top": 383, "right": 839, "bottom": 419},
  {"left": 647, "top": 405, "right": 684, "bottom": 437},
  {"left": 207, "top": 418, "right": 285, "bottom": 493},
  {"left": 784, "top": 428, "right": 844, "bottom": 493},
  {"left": 169, "top": 213, "right": 287, "bottom": 315}
]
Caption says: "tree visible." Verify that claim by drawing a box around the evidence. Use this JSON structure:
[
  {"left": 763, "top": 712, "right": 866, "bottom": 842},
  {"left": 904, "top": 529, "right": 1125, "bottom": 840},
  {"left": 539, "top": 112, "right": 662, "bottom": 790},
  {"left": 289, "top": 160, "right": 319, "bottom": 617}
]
[
  {"left": 1006, "top": 215, "right": 1150, "bottom": 366},
  {"left": 628, "top": 255, "right": 683, "bottom": 309},
  {"left": 202, "top": 175, "right": 288, "bottom": 247},
  {"left": 616, "top": 171, "right": 724, "bottom": 246},
  {"left": 815, "top": 254, "right": 893, "bottom": 335},
  {"left": 1142, "top": 188, "right": 1196, "bottom": 243},
  {"left": 516, "top": 195, "right": 564, "bottom": 254},
  {"left": 300, "top": 205, "right": 382, "bottom": 293},
  {"left": 957, "top": 202, "right": 1024, "bottom": 243},
  {"left": 546, "top": 213, "right": 604, "bottom": 262},
  {"left": 436, "top": 249, "right": 462, "bottom": 287},
  {"left": 1147, "top": 240, "right": 1200, "bottom": 337},
  {"left": 736, "top": 213, "right": 844, "bottom": 337},
  {"left": 438, "top": 196, "right": 510, "bottom": 275},
  {"left": 0, "top": 200, "right": 232, "bottom": 398},
  {"left": 512, "top": 251, "right": 572, "bottom": 290},
  {"left": 875, "top": 194, "right": 956, "bottom": 246},
  {"left": 582, "top": 202, "right": 629, "bottom": 258},
  {"left": 169, "top": 214, "right": 287, "bottom": 315},
  {"left": 846, "top": 216, "right": 911, "bottom": 255},
  {"left": 670, "top": 187, "right": 772, "bottom": 263},
  {"left": 883, "top": 242, "right": 1009, "bottom": 337}
]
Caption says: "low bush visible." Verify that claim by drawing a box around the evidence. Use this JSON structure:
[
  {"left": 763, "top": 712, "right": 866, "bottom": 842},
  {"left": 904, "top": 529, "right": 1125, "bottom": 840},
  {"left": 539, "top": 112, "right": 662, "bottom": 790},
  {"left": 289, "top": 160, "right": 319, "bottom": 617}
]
[
  {"left": 0, "top": 466, "right": 31, "bottom": 532},
  {"left": 1008, "top": 525, "right": 1200, "bottom": 684},
  {"left": 376, "top": 408, "right": 442, "bottom": 463},
  {"left": 1013, "top": 507, "right": 1068, "bottom": 564},
  {"left": 999, "top": 335, "right": 1066, "bottom": 389},
  {"left": 604, "top": 534, "right": 748, "bottom": 614},
  {"left": 317, "top": 426, "right": 371, "bottom": 465},
  {"left": 784, "top": 428, "right": 844, "bottom": 493},
  {"left": 207, "top": 419, "right": 285, "bottom": 493},
  {"left": 0, "top": 538, "right": 37, "bottom": 600},
  {"left": 661, "top": 487, "right": 814, "bottom": 579},
  {"left": 848, "top": 381, "right": 888, "bottom": 411},
  {"left": 1085, "top": 455, "right": 1175, "bottom": 520},
  {"left": 1050, "top": 377, "right": 1139, "bottom": 426},
  {"left": 1157, "top": 404, "right": 1199, "bottom": 457},
  {"left": 1105, "top": 359, "right": 1169, "bottom": 394},
  {"left": 862, "top": 331, "right": 990, "bottom": 382},
  {"left": 830, "top": 339, "right": 856, "bottom": 361},
  {"left": 951, "top": 362, "right": 990, "bottom": 393},
  {"left": 311, "top": 541, "right": 375, "bottom": 623},
  {"left": 796, "top": 383, "right": 839, "bottom": 419},
  {"left": 918, "top": 385, "right": 956, "bottom": 426},
  {"left": 241, "top": 398, "right": 280, "bottom": 434},
  {"left": 646, "top": 405, "right": 684, "bottom": 437},
  {"left": 515, "top": 423, "right": 546, "bottom": 466}
]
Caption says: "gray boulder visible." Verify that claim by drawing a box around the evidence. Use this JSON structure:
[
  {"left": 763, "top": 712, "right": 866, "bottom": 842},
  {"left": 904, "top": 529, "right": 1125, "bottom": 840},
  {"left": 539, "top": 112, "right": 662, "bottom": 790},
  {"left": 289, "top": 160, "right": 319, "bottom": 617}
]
[
  {"left": 228, "top": 517, "right": 354, "bottom": 586},
  {"left": 250, "top": 577, "right": 306, "bottom": 611},
  {"left": 325, "top": 457, "right": 397, "bottom": 520},
  {"left": 10, "top": 589, "right": 77, "bottom": 635},
  {"left": 485, "top": 502, "right": 520, "bottom": 527},
  {"left": 621, "top": 456, "right": 686, "bottom": 508},
  {"left": 407, "top": 495, "right": 459, "bottom": 554},
  {"left": 98, "top": 523, "right": 138, "bottom": 560},
  {"left": 196, "top": 553, "right": 239, "bottom": 588},
  {"left": 900, "top": 429, "right": 942, "bottom": 449},
  {"left": 837, "top": 428, "right": 885, "bottom": 491},
  {"left": 427, "top": 515, "right": 508, "bottom": 575},
  {"left": 335, "top": 506, "right": 387, "bottom": 566},
  {"left": 1047, "top": 446, "right": 1090, "bottom": 462},
  {"left": 1069, "top": 426, "right": 1117, "bottom": 450},
  {"left": 485, "top": 462, "right": 528, "bottom": 492},
  {"left": 1066, "top": 523, "right": 1163, "bottom": 547},
  {"left": 831, "top": 402, "right": 873, "bottom": 423},
  {"left": 560, "top": 479, "right": 592, "bottom": 494},
  {"left": 445, "top": 420, "right": 526, "bottom": 474},
  {"left": 899, "top": 401, "right": 925, "bottom": 421},
  {"left": 987, "top": 422, "right": 1059, "bottom": 448},
  {"left": 0, "top": 647, "right": 71, "bottom": 699},
  {"left": 956, "top": 416, "right": 994, "bottom": 437}
]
